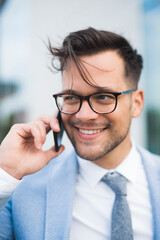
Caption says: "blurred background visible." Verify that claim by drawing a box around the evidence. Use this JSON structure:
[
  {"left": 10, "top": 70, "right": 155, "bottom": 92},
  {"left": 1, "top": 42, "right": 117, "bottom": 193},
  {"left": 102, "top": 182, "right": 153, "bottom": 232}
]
[{"left": 0, "top": 0, "right": 160, "bottom": 154}]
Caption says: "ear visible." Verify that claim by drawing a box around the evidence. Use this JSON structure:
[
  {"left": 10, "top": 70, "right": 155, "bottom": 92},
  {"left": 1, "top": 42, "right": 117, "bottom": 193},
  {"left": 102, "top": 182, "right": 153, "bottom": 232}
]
[{"left": 131, "top": 89, "right": 144, "bottom": 118}]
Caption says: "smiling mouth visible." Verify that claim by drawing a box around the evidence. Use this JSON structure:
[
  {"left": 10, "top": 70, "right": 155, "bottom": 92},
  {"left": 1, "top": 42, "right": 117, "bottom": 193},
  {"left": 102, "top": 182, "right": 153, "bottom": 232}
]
[{"left": 79, "top": 128, "right": 104, "bottom": 135}]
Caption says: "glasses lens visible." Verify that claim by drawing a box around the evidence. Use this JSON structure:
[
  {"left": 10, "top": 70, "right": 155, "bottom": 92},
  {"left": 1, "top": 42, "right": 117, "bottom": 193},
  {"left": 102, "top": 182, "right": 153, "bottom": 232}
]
[
  {"left": 57, "top": 94, "right": 80, "bottom": 114},
  {"left": 90, "top": 93, "right": 116, "bottom": 113}
]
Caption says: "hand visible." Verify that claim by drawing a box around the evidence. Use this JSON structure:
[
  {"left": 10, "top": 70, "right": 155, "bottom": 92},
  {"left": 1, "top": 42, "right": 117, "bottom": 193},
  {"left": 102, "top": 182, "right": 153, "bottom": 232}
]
[{"left": 0, "top": 115, "right": 64, "bottom": 179}]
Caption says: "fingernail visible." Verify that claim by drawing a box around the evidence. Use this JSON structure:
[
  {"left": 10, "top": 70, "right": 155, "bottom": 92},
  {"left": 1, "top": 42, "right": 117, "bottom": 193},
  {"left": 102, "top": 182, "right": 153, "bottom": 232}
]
[
  {"left": 36, "top": 142, "right": 42, "bottom": 150},
  {"left": 55, "top": 123, "right": 60, "bottom": 131}
]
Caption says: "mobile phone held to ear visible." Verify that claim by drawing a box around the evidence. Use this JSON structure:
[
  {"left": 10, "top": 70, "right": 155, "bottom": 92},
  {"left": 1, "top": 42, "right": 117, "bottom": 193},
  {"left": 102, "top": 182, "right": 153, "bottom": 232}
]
[{"left": 53, "top": 111, "right": 64, "bottom": 152}]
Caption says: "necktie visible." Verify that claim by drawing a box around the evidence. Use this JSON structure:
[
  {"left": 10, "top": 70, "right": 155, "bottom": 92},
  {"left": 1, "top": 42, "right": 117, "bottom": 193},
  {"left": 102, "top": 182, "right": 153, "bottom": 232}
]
[{"left": 102, "top": 172, "right": 133, "bottom": 240}]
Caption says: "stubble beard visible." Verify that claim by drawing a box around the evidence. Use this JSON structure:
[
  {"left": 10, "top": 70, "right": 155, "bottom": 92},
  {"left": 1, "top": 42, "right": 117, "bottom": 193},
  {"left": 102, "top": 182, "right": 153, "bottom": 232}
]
[{"left": 64, "top": 120, "right": 131, "bottom": 161}]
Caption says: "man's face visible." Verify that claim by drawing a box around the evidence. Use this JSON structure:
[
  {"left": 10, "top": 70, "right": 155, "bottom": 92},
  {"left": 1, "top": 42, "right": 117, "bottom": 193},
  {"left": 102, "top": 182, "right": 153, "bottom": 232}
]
[{"left": 61, "top": 50, "right": 141, "bottom": 166}]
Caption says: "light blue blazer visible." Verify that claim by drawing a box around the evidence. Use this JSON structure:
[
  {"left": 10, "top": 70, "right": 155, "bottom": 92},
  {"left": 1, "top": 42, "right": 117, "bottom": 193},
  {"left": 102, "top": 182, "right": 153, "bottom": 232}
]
[{"left": 0, "top": 146, "right": 160, "bottom": 240}]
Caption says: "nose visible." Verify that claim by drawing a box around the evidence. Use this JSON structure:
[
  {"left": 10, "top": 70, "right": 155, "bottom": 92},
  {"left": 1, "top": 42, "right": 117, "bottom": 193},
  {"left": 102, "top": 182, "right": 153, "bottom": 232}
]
[{"left": 75, "top": 100, "right": 99, "bottom": 121}]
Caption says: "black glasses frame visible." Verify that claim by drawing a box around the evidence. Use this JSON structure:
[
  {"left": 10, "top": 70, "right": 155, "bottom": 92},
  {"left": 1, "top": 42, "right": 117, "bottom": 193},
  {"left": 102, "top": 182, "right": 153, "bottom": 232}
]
[{"left": 53, "top": 88, "right": 136, "bottom": 114}]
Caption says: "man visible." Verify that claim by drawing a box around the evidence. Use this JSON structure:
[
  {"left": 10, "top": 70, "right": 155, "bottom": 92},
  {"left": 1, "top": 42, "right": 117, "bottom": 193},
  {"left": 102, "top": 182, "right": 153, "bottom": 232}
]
[{"left": 0, "top": 27, "right": 159, "bottom": 240}]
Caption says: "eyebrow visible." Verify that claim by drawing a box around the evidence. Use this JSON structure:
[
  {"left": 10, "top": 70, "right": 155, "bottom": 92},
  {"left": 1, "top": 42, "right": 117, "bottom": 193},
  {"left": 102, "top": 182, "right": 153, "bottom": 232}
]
[{"left": 62, "top": 87, "right": 118, "bottom": 95}]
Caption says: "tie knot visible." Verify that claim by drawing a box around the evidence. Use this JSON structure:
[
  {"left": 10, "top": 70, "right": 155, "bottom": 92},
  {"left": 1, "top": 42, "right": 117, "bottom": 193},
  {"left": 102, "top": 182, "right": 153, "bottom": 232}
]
[{"left": 102, "top": 172, "right": 127, "bottom": 196}]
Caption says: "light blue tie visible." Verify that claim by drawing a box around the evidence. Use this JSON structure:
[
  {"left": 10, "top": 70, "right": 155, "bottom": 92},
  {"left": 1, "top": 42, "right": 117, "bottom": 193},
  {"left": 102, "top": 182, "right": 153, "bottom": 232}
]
[{"left": 102, "top": 172, "right": 133, "bottom": 240}]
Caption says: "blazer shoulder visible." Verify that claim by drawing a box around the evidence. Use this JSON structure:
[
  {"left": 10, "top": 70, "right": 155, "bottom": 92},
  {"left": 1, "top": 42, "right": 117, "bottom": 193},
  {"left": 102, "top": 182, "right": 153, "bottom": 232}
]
[{"left": 137, "top": 146, "right": 160, "bottom": 167}]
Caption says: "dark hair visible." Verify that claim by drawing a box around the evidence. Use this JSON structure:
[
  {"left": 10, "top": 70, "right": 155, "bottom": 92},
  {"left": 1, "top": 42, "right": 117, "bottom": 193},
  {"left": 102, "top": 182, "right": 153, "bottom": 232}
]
[{"left": 48, "top": 27, "right": 143, "bottom": 87}]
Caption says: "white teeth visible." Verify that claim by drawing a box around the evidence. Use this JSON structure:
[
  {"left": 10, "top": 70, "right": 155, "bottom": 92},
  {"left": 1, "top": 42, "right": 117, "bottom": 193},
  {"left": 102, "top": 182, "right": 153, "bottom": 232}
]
[{"left": 79, "top": 129, "right": 102, "bottom": 135}]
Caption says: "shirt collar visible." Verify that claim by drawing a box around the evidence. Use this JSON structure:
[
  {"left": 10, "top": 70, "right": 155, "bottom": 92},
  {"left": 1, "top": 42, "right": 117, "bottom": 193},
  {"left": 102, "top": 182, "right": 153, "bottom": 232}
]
[
  {"left": 77, "top": 140, "right": 141, "bottom": 188},
  {"left": 114, "top": 141, "right": 140, "bottom": 183}
]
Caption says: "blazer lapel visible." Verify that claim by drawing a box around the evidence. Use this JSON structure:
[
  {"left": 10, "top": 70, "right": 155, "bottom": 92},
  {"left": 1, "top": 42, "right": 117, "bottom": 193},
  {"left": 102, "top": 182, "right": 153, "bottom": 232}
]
[
  {"left": 44, "top": 149, "right": 78, "bottom": 240},
  {"left": 138, "top": 147, "right": 160, "bottom": 240}
]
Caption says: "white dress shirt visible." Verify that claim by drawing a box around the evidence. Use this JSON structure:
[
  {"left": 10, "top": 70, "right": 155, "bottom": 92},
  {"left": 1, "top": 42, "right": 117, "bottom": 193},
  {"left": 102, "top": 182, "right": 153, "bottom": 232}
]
[
  {"left": 0, "top": 168, "right": 22, "bottom": 211},
  {"left": 0, "top": 168, "right": 21, "bottom": 197},
  {"left": 0, "top": 143, "right": 153, "bottom": 239},
  {"left": 70, "top": 143, "right": 153, "bottom": 240}
]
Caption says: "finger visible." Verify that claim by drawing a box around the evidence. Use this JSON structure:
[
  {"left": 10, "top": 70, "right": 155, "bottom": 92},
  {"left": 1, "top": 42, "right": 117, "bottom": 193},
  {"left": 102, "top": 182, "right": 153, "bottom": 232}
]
[
  {"left": 51, "top": 110, "right": 63, "bottom": 132},
  {"left": 34, "top": 115, "right": 52, "bottom": 133},
  {"left": 50, "top": 117, "right": 60, "bottom": 132},
  {"left": 44, "top": 145, "right": 65, "bottom": 163},
  {"left": 33, "top": 120, "right": 47, "bottom": 145},
  {"left": 17, "top": 123, "right": 45, "bottom": 150},
  {"left": 30, "top": 124, "right": 48, "bottom": 150},
  {"left": 35, "top": 114, "right": 60, "bottom": 133}
]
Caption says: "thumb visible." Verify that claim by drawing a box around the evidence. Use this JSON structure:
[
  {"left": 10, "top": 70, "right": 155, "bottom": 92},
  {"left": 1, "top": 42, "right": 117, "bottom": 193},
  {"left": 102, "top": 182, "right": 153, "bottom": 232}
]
[{"left": 44, "top": 145, "right": 65, "bottom": 162}]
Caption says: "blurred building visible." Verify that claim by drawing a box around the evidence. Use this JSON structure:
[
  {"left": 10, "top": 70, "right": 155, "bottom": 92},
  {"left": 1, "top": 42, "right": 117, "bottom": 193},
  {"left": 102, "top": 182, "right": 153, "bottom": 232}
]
[
  {"left": 0, "top": 0, "right": 160, "bottom": 153},
  {"left": 142, "top": 0, "right": 160, "bottom": 154}
]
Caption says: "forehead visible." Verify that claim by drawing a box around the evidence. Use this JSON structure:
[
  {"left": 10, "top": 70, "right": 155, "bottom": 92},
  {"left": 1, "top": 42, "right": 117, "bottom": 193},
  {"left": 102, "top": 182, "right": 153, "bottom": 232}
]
[{"left": 62, "top": 50, "right": 127, "bottom": 93}]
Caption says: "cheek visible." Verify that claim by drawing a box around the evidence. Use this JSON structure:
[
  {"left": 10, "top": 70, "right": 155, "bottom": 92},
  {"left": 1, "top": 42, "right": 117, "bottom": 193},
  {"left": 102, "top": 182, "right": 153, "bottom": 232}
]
[
  {"left": 107, "top": 103, "right": 132, "bottom": 127},
  {"left": 116, "top": 97, "right": 132, "bottom": 115}
]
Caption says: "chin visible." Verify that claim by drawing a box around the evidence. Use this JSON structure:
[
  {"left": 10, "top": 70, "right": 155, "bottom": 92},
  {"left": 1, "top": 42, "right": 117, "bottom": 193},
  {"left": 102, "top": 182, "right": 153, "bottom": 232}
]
[
  {"left": 71, "top": 134, "right": 128, "bottom": 161},
  {"left": 73, "top": 144, "right": 109, "bottom": 161},
  {"left": 67, "top": 124, "right": 131, "bottom": 161}
]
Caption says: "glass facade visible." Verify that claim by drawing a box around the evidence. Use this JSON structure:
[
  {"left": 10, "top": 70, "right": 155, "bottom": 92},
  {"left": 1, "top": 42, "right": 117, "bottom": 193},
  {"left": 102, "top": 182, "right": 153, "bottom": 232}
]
[
  {"left": 0, "top": 0, "right": 30, "bottom": 142},
  {"left": 143, "top": 0, "right": 160, "bottom": 154}
]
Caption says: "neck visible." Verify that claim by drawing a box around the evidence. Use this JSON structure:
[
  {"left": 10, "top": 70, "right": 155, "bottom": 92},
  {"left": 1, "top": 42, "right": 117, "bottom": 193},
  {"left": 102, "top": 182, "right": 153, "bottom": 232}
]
[{"left": 92, "top": 135, "right": 132, "bottom": 169}]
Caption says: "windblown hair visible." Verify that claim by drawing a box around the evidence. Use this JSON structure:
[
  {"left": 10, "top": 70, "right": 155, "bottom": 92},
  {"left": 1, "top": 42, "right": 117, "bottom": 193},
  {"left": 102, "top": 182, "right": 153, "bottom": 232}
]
[{"left": 48, "top": 27, "right": 143, "bottom": 87}]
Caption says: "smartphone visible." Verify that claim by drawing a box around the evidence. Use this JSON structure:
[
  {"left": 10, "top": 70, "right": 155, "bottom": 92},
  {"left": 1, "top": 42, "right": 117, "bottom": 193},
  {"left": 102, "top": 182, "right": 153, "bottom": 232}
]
[{"left": 53, "top": 111, "right": 64, "bottom": 152}]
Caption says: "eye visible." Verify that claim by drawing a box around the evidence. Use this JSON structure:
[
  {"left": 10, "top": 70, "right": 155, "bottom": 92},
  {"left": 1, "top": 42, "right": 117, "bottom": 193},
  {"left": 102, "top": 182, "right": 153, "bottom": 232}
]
[
  {"left": 96, "top": 93, "right": 115, "bottom": 99},
  {"left": 93, "top": 93, "right": 115, "bottom": 104},
  {"left": 63, "top": 95, "right": 79, "bottom": 104},
  {"left": 97, "top": 95, "right": 110, "bottom": 99},
  {"left": 64, "top": 96, "right": 75, "bottom": 101}
]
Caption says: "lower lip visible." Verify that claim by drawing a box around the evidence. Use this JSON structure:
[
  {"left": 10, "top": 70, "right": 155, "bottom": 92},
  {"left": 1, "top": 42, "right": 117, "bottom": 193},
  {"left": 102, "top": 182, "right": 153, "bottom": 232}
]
[{"left": 76, "top": 128, "right": 104, "bottom": 140}]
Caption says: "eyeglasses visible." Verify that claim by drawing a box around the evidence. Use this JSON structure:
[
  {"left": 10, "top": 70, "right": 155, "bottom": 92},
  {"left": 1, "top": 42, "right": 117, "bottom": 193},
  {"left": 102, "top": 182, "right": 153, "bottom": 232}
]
[{"left": 53, "top": 89, "right": 135, "bottom": 115}]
